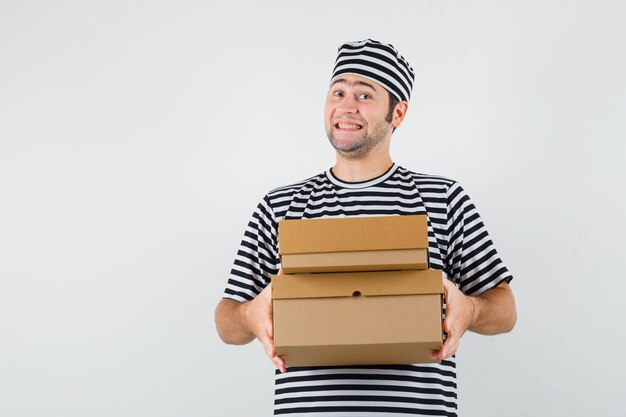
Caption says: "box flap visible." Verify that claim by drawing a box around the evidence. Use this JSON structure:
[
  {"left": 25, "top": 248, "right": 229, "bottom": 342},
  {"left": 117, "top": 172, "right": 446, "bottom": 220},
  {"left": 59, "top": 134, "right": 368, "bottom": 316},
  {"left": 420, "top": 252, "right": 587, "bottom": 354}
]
[
  {"left": 281, "top": 248, "right": 428, "bottom": 274},
  {"left": 272, "top": 269, "right": 443, "bottom": 299},
  {"left": 278, "top": 215, "right": 428, "bottom": 255},
  {"left": 275, "top": 342, "right": 442, "bottom": 366}
]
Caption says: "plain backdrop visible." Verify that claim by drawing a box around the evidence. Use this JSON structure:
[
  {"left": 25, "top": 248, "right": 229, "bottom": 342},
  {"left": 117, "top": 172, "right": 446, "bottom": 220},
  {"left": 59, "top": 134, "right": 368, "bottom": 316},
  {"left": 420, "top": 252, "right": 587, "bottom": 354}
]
[{"left": 1, "top": 1, "right": 625, "bottom": 416}]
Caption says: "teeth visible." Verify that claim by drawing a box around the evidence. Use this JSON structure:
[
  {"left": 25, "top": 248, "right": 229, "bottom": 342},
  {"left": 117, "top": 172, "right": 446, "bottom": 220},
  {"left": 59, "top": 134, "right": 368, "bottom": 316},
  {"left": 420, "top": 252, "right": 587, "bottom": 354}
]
[{"left": 338, "top": 123, "right": 362, "bottom": 129}]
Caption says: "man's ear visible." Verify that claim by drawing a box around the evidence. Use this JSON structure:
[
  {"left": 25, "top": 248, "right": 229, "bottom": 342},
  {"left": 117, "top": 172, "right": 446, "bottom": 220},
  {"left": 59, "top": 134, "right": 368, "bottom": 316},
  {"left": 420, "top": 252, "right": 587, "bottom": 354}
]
[{"left": 392, "top": 101, "right": 409, "bottom": 129}]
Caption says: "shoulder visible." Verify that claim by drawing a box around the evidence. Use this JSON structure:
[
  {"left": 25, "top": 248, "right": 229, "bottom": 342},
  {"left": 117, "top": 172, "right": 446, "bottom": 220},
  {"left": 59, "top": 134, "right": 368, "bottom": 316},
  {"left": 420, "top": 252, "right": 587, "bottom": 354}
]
[
  {"left": 396, "top": 166, "right": 476, "bottom": 218},
  {"left": 396, "top": 166, "right": 459, "bottom": 194},
  {"left": 263, "top": 171, "right": 328, "bottom": 212},
  {"left": 267, "top": 171, "right": 327, "bottom": 195},
  {"left": 397, "top": 166, "right": 457, "bottom": 185}
]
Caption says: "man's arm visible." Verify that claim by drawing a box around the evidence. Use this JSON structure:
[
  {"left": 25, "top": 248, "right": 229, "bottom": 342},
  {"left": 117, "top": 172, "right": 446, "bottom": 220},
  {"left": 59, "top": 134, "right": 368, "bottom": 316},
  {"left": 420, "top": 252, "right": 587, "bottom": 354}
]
[
  {"left": 467, "top": 281, "right": 517, "bottom": 335},
  {"left": 214, "top": 280, "right": 286, "bottom": 373},
  {"left": 214, "top": 298, "right": 256, "bottom": 345},
  {"left": 430, "top": 279, "right": 517, "bottom": 361}
]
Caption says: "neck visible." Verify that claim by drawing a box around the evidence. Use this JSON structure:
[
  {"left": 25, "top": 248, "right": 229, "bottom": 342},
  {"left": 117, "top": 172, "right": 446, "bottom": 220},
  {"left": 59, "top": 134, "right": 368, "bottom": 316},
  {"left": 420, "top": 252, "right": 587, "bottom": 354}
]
[{"left": 332, "top": 146, "right": 393, "bottom": 183}]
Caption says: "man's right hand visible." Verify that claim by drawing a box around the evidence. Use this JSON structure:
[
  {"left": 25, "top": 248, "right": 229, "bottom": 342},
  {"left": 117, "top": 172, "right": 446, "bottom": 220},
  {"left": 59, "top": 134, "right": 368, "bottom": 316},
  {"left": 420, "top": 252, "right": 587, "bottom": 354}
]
[{"left": 240, "top": 273, "right": 286, "bottom": 373}]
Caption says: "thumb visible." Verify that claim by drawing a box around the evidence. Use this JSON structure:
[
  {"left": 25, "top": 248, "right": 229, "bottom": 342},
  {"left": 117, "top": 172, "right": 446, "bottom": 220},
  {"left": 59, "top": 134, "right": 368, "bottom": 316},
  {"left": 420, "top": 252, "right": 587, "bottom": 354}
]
[
  {"left": 259, "top": 333, "right": 276, "bottom": 359},
  {"left": 443, "top": 316, "right": 453, "bottom": 333},
  {"left": 442, "top": 275, "right": 454, "bottom": 294},
  {"left": 266, "top": 315, "right": 274, "bottom": 339},
  {"left": 265, "top": 286, "right": 274, "bottom": 338}
]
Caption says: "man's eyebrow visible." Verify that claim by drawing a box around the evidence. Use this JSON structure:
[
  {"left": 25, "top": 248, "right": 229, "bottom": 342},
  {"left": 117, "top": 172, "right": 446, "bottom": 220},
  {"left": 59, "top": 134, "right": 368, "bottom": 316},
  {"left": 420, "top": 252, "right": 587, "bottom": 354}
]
[{"left": 330, "top": 78, "right": 377, "bottom": 91}]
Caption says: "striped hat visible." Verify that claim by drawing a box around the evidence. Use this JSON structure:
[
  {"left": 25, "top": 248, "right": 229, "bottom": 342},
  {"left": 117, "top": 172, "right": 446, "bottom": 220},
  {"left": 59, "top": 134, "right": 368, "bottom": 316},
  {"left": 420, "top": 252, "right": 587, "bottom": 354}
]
[{"left": 331, "top": 39, "right": 415, "bottom": 102}]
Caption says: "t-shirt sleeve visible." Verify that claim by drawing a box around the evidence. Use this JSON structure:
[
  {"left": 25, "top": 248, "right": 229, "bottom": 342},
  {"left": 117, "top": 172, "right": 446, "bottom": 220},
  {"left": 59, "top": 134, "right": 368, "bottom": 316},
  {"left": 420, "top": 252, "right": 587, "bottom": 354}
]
[
  {"left": 445, "top": 182, "right": 513, "bottom": 296},
  {"left": 222, "top": 194, "right": 281, "bottom": 302}
]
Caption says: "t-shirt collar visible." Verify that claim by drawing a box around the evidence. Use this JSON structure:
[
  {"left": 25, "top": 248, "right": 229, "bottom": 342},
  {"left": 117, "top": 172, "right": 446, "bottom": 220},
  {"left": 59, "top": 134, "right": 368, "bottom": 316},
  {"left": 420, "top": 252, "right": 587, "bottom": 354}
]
[{"left": 326, "top": 163, "right": 398, "bottom": 189}]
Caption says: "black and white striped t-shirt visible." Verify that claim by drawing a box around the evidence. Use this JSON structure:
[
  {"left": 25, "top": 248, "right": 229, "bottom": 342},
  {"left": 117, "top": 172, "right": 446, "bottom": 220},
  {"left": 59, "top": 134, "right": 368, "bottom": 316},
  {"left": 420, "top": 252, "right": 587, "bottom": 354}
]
[{"left": 223, "top": 163, "right": 513, "bottom": 416}]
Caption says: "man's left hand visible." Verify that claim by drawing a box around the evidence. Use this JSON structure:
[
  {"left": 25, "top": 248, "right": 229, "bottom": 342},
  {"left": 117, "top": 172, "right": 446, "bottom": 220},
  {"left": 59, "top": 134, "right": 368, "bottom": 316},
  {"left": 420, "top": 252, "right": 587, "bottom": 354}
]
[
  {"left": 429, "top": 274, "right": 517, "bottom": 361},
  {"left": 429, "top": 275, "right": 477, "bottom": 361}
]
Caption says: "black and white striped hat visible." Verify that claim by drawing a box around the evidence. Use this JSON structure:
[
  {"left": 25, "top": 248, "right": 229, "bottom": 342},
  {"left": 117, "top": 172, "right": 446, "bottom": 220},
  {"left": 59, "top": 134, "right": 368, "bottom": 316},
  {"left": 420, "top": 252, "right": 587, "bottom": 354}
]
[{"left": 331, "top": 39, "right": 415, "bottom": 103}]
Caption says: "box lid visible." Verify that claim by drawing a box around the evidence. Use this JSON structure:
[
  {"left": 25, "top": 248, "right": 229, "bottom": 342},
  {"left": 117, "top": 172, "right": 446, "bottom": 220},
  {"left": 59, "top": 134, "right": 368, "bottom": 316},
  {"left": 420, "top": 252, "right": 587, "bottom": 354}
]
[
  {"left": 278, "top": 215, "right": 428, "bottom": 255},
  {"left": 272, "top": 270, "right": 443, "bottom": 300}
]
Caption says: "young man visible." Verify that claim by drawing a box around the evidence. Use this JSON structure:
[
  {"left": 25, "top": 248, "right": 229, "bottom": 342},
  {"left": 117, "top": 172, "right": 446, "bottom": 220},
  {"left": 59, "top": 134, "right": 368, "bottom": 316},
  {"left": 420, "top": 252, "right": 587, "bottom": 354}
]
[{"left": 215, "top": 39, "right": 517, "bottom": 416}]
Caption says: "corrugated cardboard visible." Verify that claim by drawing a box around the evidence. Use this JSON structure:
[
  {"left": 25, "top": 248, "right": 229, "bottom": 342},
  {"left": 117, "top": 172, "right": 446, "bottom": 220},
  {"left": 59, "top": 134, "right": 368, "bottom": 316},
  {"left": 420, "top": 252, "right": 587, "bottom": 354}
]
[
  {"left": 279, "top": 215, "right": 429, "bottom": 273},
  {"left": 272, "top": 269, "right": 444, "bottom": 366}
]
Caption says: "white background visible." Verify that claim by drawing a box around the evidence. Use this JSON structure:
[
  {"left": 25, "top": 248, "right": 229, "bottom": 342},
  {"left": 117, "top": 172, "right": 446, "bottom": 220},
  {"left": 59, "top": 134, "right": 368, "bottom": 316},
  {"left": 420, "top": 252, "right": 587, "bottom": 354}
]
[{"left": 1, "top": 1, "right": 625, "bottom": 416}]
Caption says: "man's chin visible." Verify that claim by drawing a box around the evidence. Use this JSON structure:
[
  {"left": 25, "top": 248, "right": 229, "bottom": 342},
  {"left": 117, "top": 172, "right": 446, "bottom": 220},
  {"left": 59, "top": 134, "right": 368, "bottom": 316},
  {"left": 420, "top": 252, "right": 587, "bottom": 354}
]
[
  {"left": 335, "top": 148, "right": 370, "bottom": 160},
  {"left": 328, "top": 137, "right": 364, "bottom": 153},
  {"left": 328, "top": 139, "right": 371, "bottom": 159}
]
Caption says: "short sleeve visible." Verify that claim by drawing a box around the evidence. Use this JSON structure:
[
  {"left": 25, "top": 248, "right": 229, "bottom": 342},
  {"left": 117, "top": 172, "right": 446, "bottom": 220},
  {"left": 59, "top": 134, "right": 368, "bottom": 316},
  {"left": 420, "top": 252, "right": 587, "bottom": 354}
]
[
  {"left": 445, "top": 182, "right": 513, "bottom": 296},
  {"left": 222, "top": 195, "right": 281, "bottom": 302}
]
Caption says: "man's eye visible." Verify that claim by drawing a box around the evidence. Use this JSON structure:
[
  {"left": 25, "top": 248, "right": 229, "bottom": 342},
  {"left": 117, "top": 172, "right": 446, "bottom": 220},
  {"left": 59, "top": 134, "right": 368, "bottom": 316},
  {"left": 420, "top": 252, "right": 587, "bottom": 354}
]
[
  {"left": 358, "top": 93, "right": 371, "bottom": 100},
  {"left": 333, "top": 91, "right": 343, "bottom": 97}
]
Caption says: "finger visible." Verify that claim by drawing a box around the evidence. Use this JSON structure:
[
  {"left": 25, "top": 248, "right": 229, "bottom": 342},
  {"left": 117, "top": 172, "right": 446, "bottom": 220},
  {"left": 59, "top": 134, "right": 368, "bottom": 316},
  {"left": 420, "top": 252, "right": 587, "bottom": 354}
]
[
  {"left": 270, "top": 354, "right": 286, "bottom": 373},
  {"left": 430, "top": 334, "right": 452, "bottom": 360},
  {"left": 442, "top": 338, "right": 459, "bottom": 360},
  {"left": 278, "top": 268, "right": 284, "bottom": 275},
  {"left": 263, "top": 340, "right": 285, "bottom": 373},
  {"left": 429, "top": 350, "right": 441, "bottom": 360},
  {"left": 262, "top": 286, "right": 274, "bottom": 338},
  {"left": 443, "top": 277, "right": 460, "bottom": 303},
  {"left": 448, "top": 341, "right": 459, "bottom": 359},
  {"left": 440, "top": 330, "right": 459, "bottom": 360},
  {"left": 274, "top": 355, "right": 286, "bottom": 373},
  {"left": 259, "top": 334, "right": 276, "bottom": 359},
  {"left": 266, "top": 316, "right": 274, "bottom": 339},
  {"left": 441, "top": 275, "right": 452, "bottom": 297}
]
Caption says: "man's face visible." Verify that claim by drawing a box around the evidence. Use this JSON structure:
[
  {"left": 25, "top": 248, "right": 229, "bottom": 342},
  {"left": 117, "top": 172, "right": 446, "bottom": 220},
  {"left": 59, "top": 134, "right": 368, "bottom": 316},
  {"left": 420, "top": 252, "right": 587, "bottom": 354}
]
[{"left": 324, "top": 74, "right": 394, "bottom": 159}]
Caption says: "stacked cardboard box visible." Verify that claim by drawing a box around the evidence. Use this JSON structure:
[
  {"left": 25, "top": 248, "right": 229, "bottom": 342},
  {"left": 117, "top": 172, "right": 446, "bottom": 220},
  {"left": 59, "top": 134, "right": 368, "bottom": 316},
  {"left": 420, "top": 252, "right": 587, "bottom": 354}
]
[{"left": 271, "top": 215, "right": 444, "bottom": 366}]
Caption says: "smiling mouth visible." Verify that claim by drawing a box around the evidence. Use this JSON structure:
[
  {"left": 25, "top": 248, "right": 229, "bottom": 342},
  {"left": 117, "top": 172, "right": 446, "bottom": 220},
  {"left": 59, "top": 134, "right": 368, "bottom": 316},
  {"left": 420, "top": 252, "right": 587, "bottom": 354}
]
[{"left": 335, "top": 123, "right": 363, "bottom": 130}]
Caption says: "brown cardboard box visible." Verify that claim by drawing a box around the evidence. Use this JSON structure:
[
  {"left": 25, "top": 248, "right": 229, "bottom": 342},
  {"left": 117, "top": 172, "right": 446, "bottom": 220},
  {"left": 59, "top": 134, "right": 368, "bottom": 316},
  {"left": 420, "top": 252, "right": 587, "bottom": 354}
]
[
  {"left": 278, "top": 215, "right": 429, "bottom": 274},
  {"left": 272, "top": 269, "right": 444, "bottom": 366}
]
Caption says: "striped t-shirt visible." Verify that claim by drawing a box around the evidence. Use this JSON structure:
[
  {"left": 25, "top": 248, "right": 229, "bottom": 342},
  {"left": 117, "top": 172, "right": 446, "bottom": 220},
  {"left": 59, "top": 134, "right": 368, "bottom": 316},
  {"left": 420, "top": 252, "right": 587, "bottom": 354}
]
[{"left": 223, "top": 163, "right": 513, "bottom": 416}]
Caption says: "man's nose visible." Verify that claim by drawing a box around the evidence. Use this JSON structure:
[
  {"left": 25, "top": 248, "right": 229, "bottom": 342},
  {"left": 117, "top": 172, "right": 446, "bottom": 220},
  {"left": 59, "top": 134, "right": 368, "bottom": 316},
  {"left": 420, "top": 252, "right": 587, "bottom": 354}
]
[{"left": 336, "top": 95, "right": 358, "bottom": 113}]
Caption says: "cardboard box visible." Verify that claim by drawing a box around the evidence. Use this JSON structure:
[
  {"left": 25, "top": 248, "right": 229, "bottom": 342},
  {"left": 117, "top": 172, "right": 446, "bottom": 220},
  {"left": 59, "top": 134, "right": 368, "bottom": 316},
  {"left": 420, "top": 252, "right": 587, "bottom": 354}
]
[
  {"left": 278, "top": 215, "right": 429, "bottom": 274},
  {"left": 272, "top": 269, "right": 444, "bottom": 366}
]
